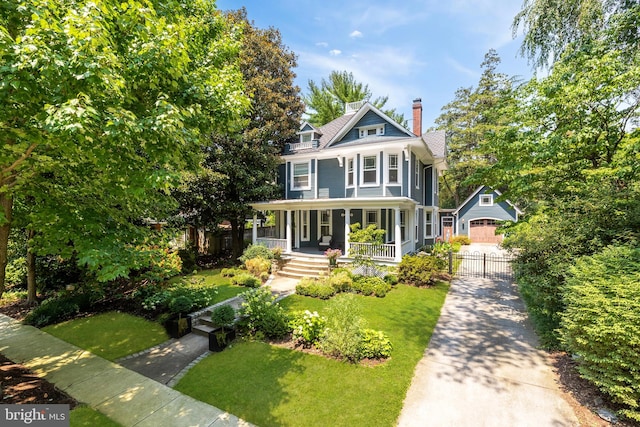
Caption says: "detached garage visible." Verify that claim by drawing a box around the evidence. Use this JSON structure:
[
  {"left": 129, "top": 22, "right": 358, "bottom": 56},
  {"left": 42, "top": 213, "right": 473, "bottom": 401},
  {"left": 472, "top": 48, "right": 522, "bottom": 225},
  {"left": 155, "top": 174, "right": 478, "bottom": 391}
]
[{"left": 452, "top": 186, "right": 522, "bottom": 244}]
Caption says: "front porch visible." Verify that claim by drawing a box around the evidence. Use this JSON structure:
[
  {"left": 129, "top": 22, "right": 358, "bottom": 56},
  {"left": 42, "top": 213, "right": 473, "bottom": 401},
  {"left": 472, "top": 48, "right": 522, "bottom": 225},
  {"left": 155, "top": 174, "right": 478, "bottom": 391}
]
[{"left": 249, "top": 201, "right": 421, "bottom": 263}]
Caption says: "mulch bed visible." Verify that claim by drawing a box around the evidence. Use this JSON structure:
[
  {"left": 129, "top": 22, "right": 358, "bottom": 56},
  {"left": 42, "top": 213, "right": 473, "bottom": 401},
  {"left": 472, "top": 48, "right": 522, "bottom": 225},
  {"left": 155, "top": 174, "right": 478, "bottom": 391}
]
[{"left": 0, "top": 353, "right": 78, "bottom": 408}]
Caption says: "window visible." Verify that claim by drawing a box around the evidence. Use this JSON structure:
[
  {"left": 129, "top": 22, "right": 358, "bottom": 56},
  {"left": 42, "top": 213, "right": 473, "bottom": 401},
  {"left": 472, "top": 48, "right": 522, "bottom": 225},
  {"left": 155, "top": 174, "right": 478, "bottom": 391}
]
[
  {"left": 400, "top": 210, "right": 406, "bottom": 242},
  {"left": 425, "top": 211, "right": 433, "bottom": 237},
  {"left": 359, "top": 125, "right": 385, "bottom": 138},
  {"left": 319, "top": 209, "right": 332, "bottom": 236},
  {"left": 301, "top": 210, "right": 309, "bottom": 241},
  {"left": 300, "top": 132, "right": 312, "bottom": 143},
  {"left": 415, "top": 209, "right": 419, "bottom": 241},
  {"left": 365, "top": 210, "right": 378, "bottom": 227},
  {"left": 362, "top": 155, "right": 378, "bottom": 185},
  {"left": 479, "top": 194, "right": 493, "bottom": 206},
  {"left": 415, "top": 160, "right": 420, "bottom": 189},
  {"left": 388, "top": 154, "right": 398, "bottom": 184},
  {"left": 292, "top": 162, "right": 310, "bottom": 189},
  {"left": 347, "top": 158, "right": 354, "bottom": 186}
]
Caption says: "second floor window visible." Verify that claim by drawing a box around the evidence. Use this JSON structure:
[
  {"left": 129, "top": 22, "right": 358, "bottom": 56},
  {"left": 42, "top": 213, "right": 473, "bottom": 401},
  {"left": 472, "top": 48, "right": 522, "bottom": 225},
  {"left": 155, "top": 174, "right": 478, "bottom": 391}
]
[
  {"left": 347, "top": 158, "right": 354, "bottom": 186},
  {"left": 292, "top": 162, "right": 309, "bottom": 189},
  {"left": 388, "top": 154, "right": 398, "bottom": 184},
  {"left": 362, "top": 155, "right": 377, "bottom": 185}
]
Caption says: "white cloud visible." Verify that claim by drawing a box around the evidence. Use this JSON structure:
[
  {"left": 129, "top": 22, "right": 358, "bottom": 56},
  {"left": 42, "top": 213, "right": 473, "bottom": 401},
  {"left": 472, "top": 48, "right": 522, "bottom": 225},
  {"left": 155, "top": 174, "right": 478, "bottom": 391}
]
[
  {"left": 349, "top": 30, "right": 363, "bottom": 38},
  {"left": 316, "top": 42, "right": 329, "bottom": 48},
  {"left": 329, "top": 49, "right": 342, "bottom": 56},
  {"left": 445, "top": 57, "right": 480, "bottom": 78}
]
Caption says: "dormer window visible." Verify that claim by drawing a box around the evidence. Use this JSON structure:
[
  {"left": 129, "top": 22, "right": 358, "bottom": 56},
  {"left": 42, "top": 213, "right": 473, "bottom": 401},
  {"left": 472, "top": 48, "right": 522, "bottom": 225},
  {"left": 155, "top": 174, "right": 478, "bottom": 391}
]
[
  {"left": 358, "top": 125, "right": 385, "bottom": 138},
  {"left": 300, "top": 132, "right": 313, "bottom": 143}
]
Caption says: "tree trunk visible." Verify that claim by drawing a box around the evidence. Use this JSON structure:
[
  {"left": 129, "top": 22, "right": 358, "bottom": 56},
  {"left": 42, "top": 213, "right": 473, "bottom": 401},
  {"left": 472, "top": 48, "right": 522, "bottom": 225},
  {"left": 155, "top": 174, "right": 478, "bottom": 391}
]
[
  {"left": 26, "top": 228, "right": 37, "bottom": 304},
  {"left": 0, "top": 192, "right": 13, "bottom": 299},
  {"left": 229, "top": 217, "right": 245, "bottom": 261}
]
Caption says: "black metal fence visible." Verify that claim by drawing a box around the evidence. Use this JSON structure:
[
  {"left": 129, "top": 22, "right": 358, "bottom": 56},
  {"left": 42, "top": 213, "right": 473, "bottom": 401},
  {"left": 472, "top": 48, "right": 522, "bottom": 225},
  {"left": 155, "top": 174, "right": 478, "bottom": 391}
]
[{"left": 448, "top": 251, "right": 515, "bottom": 280}]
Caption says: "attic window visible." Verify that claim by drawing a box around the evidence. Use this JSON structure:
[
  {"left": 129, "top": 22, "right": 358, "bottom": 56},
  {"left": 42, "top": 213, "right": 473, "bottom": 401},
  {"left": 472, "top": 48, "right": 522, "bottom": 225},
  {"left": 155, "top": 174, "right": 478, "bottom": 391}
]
[
  {"left": 300, "top": 132, "right": 313, "bottom": 143},
  {"left": 479, "top": 194, "right": 493, "bottom": 206},
  {"left": 359, "top": 125, "right": 385, "bottom": 138}
]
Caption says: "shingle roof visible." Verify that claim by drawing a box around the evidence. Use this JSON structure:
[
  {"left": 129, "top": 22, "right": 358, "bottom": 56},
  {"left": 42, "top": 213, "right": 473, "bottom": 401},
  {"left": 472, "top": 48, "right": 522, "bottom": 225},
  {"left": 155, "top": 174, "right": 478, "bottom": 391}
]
[
  {"left": 422, "top": 130, "right": 446, "bottom": 159},
  {"left": 317, "top": 114, "right": 353, "bottom": 149}
]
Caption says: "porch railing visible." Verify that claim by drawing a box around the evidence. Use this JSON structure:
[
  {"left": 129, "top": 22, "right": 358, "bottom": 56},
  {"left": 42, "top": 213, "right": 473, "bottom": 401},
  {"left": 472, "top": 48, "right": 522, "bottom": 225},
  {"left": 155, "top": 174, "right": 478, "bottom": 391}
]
[
  {"left": 349, "top": 242, "right": 396, "bottom": 261},
  {"left": 256, "top": 238, "right": 287, "bottom": 250}
]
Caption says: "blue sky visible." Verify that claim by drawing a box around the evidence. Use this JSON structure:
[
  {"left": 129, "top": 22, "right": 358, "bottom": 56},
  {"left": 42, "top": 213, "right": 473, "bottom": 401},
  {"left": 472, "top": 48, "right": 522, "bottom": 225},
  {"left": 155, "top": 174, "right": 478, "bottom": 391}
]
[{"left": 215, "top": 0, "right": 534, "bottom": 129}]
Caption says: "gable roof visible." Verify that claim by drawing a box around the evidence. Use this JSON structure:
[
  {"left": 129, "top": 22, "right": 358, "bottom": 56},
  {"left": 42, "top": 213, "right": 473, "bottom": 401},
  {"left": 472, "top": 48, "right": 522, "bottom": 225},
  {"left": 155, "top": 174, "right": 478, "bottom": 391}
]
[
  {"left": 422, "top": 130, "right": 446, "bottom": 159},
  {"left": 453, "top": 185, "right": 523, "bottom": 216}
]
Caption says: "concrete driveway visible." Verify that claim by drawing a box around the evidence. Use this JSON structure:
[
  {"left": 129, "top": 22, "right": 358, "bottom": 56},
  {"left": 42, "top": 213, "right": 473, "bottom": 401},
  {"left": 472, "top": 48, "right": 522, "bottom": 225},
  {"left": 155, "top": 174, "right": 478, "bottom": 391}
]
[{"left": 397, "top": 247, "right": 578, "bottom": 426}]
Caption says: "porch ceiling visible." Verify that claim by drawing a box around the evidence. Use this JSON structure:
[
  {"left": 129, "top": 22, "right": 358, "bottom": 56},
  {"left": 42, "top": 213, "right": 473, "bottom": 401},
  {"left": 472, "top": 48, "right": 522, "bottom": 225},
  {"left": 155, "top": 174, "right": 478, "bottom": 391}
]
[{"left": 251, "top": 197, "right": 418, "bottom": 211}]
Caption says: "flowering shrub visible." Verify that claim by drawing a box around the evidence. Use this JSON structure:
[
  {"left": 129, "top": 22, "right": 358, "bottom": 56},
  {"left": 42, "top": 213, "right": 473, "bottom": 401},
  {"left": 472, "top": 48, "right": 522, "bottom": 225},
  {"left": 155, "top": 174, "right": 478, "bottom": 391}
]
[
  {"left": 290, "top": 310, "right": 326, "bottom": 347},
  {"left": 238, "top": 287, "right": 291, "bottom": 339},
  {"left": 324, "top": 248, "right": 342, "bottom": 261}
]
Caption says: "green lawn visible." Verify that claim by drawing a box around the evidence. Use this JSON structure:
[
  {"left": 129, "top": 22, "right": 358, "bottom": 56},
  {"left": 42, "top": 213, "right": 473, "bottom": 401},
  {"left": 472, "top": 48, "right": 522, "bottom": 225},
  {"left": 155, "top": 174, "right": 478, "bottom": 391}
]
[
  {"left": 169, "top": 268, "right": 246, "bottom": 304},
  {"left": 175, "top": 282, "right": 449, "bottom": 427},
  {"left": 70, "top": 406, "right": 122, "bottom": 427},
  {"left": 43, "top": 312, "right": 169, "bottom": 361}
]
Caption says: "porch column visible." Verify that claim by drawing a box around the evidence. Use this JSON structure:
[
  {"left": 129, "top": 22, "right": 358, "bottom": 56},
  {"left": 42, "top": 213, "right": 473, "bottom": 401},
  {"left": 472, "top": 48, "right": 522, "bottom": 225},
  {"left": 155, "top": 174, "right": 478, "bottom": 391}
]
[
  {"left": 286, "top": 210, "right": 292, "bottom": 253},
  {"left": 344, "top": 208, "right": 351, "bottom": 257},
  {"left": 252, "top": 212, "right": 258, "bottom": 244},
  {"left": 395, "top": 208, "right": 402, "bottom": 263}
]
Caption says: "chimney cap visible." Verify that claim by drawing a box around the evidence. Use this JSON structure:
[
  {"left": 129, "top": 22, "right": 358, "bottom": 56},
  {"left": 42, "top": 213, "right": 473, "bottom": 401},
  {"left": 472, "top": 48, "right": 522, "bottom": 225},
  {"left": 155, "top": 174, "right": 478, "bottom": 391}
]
[{"left": 413, "top": 98, "right": 422, "bottom": 104}]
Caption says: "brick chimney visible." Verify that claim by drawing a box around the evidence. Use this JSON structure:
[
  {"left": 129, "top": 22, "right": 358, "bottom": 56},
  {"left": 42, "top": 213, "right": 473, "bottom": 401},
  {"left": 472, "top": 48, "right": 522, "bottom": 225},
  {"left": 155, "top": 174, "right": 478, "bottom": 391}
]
[{"left": 412, "top": 98, "right": 422, "bottom": 136}]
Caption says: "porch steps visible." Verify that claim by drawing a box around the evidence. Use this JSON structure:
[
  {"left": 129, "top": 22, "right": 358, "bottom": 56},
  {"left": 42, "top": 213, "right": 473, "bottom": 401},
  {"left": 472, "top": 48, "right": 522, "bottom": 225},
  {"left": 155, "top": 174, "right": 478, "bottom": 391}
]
[
  {"left": 278, "top": 254, "right": 338, "bottom": 279},
  {"left": 189, "top": 297, "right": 244, "bottom": 337}
]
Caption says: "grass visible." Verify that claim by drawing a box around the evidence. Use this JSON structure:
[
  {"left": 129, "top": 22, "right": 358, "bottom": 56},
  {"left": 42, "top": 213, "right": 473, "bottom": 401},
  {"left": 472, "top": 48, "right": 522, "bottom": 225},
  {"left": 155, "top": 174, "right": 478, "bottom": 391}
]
[
  {"left": 70, "top": 406, "right": 122, "bottom": 427},
  {"left": 175, "top": 282, "right": 449, "bottom": 427},
  {"left": 168, "top": 268, "right": 246, "bottom": 305},
  {"left": 42, "top": 312, "right": 168, "bottom": 361}
]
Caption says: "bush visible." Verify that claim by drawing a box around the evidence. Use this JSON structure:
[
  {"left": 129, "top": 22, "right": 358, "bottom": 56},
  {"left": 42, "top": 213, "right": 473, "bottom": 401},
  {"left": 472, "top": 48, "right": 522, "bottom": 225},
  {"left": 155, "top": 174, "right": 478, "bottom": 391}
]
[
  {"left": 290, "top": 310, "right": 326, "bottom": 347},
  {"left": 245, "top": 257, "right": 271, "bottom": 277},
  {"left": 238, "top": 287, "right": 290, "bottom": 339},
  {"left": 211, "top": 305, "right": 235, "bottom": 328},
  {"left": 359, "top": 329, "right": 393, "bottom": 359},
  {"left": 450, "top": 235, "right": 471, "bottom": 245},
  {"left": 561, "top": 245, "right": 640, "bottom": 422},
  {"left": 177, "top": 245, "right": 197, "bottom": 273},
  {"left": 231, "top": 272, "right": 261, "bottom": 288},
  {"left": 221, "top": 268, "right": 243, "bottom": 277},
  {"left": 168, "top": 295, "right": 194, "bottom": 315},
  {"left": 24, "top": 291, "right": 99, "bottom": 327},
  {"left": 318, "top": 294, "right": 364, "bottom": 362},
  {"left": 383, "top": 273, "right": 399, "bottom": 286},
  {"left": 327, "top": 271, "right": 353, "bottom": 293},
  {"left": 295, "top": 277, "right": 336, "bottom": 299},
  {"left": 398, "top": 254, "right": 443, "bottom": 287},
  {"left": 239, "top": 244, "right": 274, "bottom": 263}
]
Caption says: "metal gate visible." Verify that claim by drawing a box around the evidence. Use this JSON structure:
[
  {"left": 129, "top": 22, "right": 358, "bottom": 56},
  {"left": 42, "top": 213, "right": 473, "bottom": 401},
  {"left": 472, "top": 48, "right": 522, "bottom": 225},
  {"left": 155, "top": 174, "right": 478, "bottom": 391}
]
[{"left": 448, "top": 251, "right": 515, "bottom": 280}]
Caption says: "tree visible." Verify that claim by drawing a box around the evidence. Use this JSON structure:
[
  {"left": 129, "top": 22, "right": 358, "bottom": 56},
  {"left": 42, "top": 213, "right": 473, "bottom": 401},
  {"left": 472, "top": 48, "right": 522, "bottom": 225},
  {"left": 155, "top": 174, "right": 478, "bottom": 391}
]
[
  {"left": 304, "top": 71, "right": 407, "bottom": 127},
  {"left": 176, "top": 8, "right": 305, "bottom": 260},
  {"left": 0, "top": 0, "right": 248, "bottom": 298},
  {"left": 513, "top": 0, "right": 640, "bottom": 67},
  {"left": 434, "top": 50, "right": 515, "bottom": 208}
]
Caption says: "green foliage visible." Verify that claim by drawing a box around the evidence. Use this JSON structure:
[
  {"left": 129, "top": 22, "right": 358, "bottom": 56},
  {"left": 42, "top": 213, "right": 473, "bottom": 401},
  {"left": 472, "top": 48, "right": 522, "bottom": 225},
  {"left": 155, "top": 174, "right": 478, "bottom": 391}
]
[
  {"left": 168, "top": 295, "right": 194, "bottom": 315},
  {"left": 450, "top": 235, "right": 471, "bottom": 245},
  {"left": 295, "top": 277, "right": 336, "bottom": 299},
  {"left": 561, "top": 245, "right": 640, "bottom": 421},
  {"left": 23, "top": 290, "right": 99, "bottom": 327},
  {"left": 211, "top": 305, "right": 236, "bottom": 329},
  {"left": 231, "top": 272, "right": 261, "bottom": 288},
  {"left": 359, "top": 329, "right": 393, "bottom": 359},
  {"left": 239, "top": 244, "right": 274, "bottom": 263},
  {"left": 244, "top": 257, "right": 271, "bottom": 277},
  {"left": 384, "top": 273, "right": 399, "bottom": 286},
  {"left": 289, "top": 310, "right": 326, "bottom": 347},
  {"left": 239, "top": 287, "right": 291, "bottom": 339},
  {"left": 326, "top": 271, "right": 353, "bottom": 293},
  {"left": 348, "top": 223, "right": 385, "bottom": 244},
  {"left": 398, "top": 254, "right": 444, "bottom": 287},
  {"left": 221, "top": 268, "right": 243, "bottom": 277},
  {"left": 318, "top": 294, "right": 364, "bottom": 362},
  {"left": 135, "top": 276, "right": 219, "bottom": 314},
  {"left": 352, "top": 276, "right": 390, "bottom": 297},
  {"left": 177, "top": 245, "right": 197, "bottom": 274}
]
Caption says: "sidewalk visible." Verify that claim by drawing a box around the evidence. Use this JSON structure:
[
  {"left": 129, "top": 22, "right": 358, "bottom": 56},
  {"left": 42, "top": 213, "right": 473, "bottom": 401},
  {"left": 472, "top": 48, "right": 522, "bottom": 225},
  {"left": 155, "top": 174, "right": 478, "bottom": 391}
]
[
  {"left": 397, "top": 275, "right": 579, "bottom": 426},
  {"left": 0, "top": 314, "right": 252, "bottom": 427}
]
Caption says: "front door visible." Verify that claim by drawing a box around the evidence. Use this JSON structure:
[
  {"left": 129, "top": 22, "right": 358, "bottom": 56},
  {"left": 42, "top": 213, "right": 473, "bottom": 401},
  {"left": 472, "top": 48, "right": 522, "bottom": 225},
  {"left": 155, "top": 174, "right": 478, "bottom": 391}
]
[{"left": 442, "top": 217, "right": 454, "bottom": 241}]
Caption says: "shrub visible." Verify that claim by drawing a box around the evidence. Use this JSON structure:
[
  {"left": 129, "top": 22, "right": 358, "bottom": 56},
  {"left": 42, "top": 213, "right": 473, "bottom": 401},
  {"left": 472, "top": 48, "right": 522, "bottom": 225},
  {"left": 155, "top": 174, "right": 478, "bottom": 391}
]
[
  {"left": 351, "top": 276, "right": 376, "bottom": 296},
  {"left": 373, "top": 280, "right": 392, "bottom": 298},
  {"left": 384, "top": 273, "right": 399, "bottom": 286},
  {"left": 245, "top": 257, "right": 271, "bottom": 277},
  {"left": 318, "top": 294, "right": 364, "bottom": 362},
  {"left": 211, "top": 305, "right": 236, "bottom": 329},
  {"left": 290, "top": 310, "right": 326, "bottom": 347},
  {"left": 177, "top": 245, "right": 197, "bottom": 274},
  {"left": 23, "top": 291, "right": 99, "bottom": 327},
  {"left": 168, "top": 295, "right": 194, "bottom": 315},
  {"left": 398, "top": 254, "right": 443, "bottom": 287},
  {"left": 561, "top": 245, "right": 640, "bottom": 422},
  {"left": 450, "top": 235, "right": 471, "bottom": 245},
  {"left": 221, "top": 268, "right": 242, "bottom": 278},
  {"left": 239, "top": 244, "right": 273, "bottom": 263},
  {"left": 238, "top": 287, "right": 291, "bottom": 339},
  {"left": 359, "top": 329, "right": 393, "bottom": 359},
  {"left": 231, "top": 272, "right": 261, "bottom": 288},
  {"left": 295, "top": 277, "right": 336, "bottom": 299},
  {"left": 327, "top": 271, "right": 353, "bottom": 293}
]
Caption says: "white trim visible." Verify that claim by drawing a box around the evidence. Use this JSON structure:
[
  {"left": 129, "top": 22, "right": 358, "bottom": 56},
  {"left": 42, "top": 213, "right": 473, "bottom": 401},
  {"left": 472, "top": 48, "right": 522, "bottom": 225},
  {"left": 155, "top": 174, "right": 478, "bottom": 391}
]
[
  {"left": 318, "top": 208, "right": 333, "bottom": 238},
  {"left": 415, "top": 159, "right": 420, "bottom": 189},
  {"left": 290, "top": 160, "right": 311, "bottom": 191},
  {"left": 346, "top": 157, "right": 355, "bottom": 188},
  {"left": 385, "top": 152, "right": 402, "bottom": 186},
  {"left": 358, "top": 124, "right": 385, "bottom": 138},
  {"left": 359, "top": 153, "right": 380, "bottom": 187},
  {"left": 300, "top": 210, "right": 310, "bottom": 241},
  {"left": 424, "top": 209, "right": 434, "bottom": 239},
  {"left": 414, "top": 207, "right": 419, "bottom": 242},
  {"left": 314, "top": 159, "right": 318, "bottom": 199},
  {"left": 479, "top": 194, "right": 493, "bottom": 206}
]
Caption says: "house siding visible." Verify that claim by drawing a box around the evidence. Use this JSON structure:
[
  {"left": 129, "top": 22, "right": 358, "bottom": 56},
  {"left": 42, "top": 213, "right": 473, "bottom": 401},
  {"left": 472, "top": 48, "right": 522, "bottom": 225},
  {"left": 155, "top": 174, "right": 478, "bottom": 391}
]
[
  {"left": 457, "top": 189, "right": 518, "bottom": 236},
  {"left": 424, "top": 166, "right": 434, "bottom": 206},
  {"left": 317, "top": 158, "right": 344, "bottom": 198},
  {"left": 333, "top": 111, "right": 409, "bottom": 146}
]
